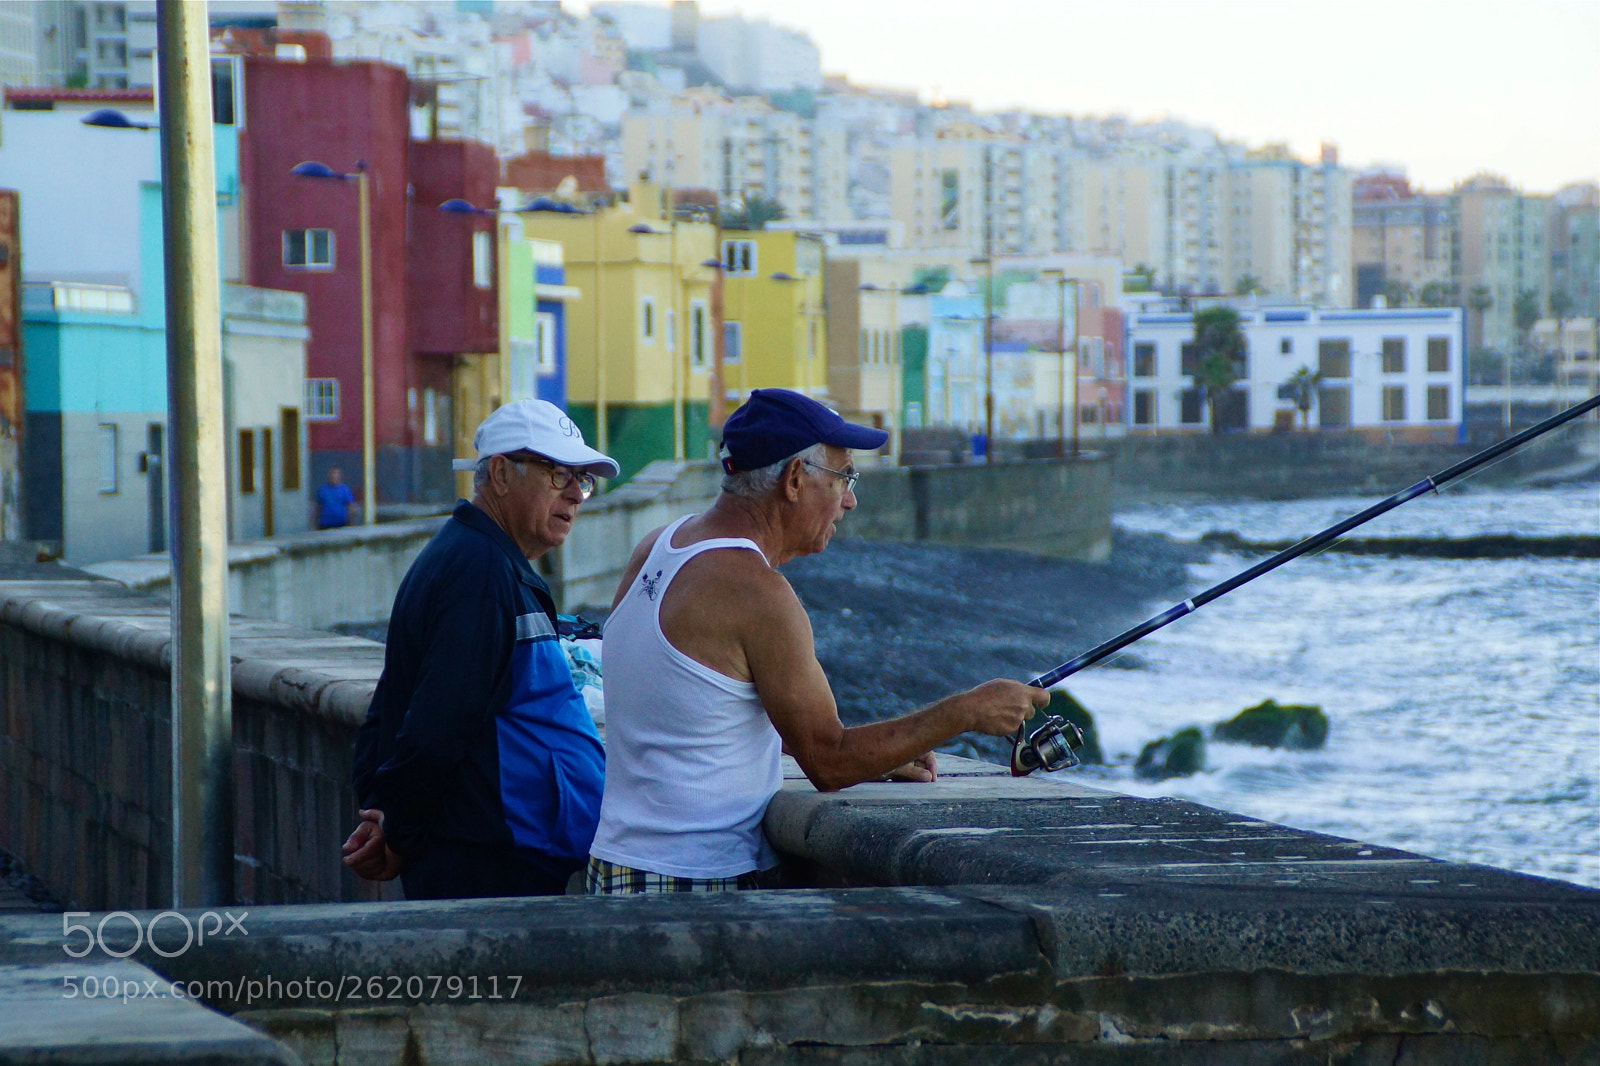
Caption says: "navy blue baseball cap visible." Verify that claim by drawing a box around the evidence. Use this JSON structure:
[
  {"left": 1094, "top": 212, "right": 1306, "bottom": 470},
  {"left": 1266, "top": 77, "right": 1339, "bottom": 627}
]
[{"left": 719, "top": 389, "right": 889, "bottom": 474}]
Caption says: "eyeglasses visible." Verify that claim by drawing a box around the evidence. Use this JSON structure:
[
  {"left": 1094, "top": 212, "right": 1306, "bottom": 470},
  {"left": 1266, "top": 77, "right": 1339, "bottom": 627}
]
[
  {"left": 505, "top": 454, "right": 597, "bottom": 499},
  {"left": 803, "top": 458, "right": 859, "bottom": 495}
]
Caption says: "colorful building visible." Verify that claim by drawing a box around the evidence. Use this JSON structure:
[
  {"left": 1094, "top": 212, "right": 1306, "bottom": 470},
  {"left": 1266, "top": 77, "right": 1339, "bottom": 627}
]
[
  {"left": 5, "top": 101, "right": 309, "bottom": 564},
  {"left": 521, "top": 181, "right": 719, "bottom": 482},
  {"left": 718, "top": 228, "right": 827, "bottom": 404},
  {"left": 236, "top": 54, "right": 499, "bottom": 506}
]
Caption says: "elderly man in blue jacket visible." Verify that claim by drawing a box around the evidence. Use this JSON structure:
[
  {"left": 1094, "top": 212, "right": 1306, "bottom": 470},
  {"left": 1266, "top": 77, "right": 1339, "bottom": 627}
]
[{"left": 342, "top": 399, "right": 617, "bottom": 898}]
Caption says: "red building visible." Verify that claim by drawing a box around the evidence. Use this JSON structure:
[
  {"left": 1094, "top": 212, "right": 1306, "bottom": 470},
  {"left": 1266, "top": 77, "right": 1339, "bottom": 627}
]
[{"left": 236, "top": 56, "right": 498, "bottom": 505}]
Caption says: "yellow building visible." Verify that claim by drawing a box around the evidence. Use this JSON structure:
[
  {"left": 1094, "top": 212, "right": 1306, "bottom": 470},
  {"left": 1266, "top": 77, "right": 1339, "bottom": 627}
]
[
  {"left": 522, "top": 181, "right": 720, "bottom": 482},
  {"left": 718, "top": 228, "right": 827, "bottom": 404}
]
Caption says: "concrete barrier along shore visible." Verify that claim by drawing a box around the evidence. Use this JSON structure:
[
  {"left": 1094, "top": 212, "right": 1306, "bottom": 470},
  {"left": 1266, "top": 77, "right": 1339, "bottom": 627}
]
[{"left": 0, "top": 575, "right": 1596, "bottom": 1064}]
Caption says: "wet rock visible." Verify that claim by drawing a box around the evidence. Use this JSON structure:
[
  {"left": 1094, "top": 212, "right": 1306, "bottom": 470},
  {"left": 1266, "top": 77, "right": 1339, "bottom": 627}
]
[
  {"left": 1135, "top": 727, "right": 1206, "bottom": 780},
  {"left": 1212, "top": 699, "right": 1329, "bottom": 750},
  {"left": 1046, "top": 689, "right": 1104, "bottom": 765}
]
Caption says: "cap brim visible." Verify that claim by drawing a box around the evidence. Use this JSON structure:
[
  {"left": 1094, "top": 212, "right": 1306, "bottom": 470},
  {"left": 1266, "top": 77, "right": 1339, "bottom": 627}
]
[
  {"left": 821, "top": 422, "right": 890, "bottom": 452},
  {"left": 535, "top": 442, "right": 621, "bottom": 479}
]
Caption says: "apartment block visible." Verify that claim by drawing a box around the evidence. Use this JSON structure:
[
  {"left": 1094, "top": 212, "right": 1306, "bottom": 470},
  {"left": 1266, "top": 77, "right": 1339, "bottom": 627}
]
[
  {"left": 1352, "top": 170, "right": 1456, "bottom": 309},
  {"left": 1452, "top": 173, "right": 1550, "bottom": 352}
]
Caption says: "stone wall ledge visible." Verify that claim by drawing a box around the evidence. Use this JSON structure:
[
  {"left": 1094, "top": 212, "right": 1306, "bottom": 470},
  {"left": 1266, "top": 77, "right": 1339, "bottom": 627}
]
[{"left": 0, "top": 581, "right": 382, "bottom": 729}]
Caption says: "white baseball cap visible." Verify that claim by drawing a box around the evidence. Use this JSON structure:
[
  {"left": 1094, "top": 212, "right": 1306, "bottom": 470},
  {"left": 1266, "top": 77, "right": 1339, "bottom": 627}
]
[{"left": 451, "top": 399, "right": 620, "bottom": 478}]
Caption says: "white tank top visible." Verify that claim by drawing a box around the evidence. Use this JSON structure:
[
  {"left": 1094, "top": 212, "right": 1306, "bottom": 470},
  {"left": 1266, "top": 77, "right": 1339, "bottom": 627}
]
[{"left": 588, "top": 515, "right": 782, "bottom": 878}]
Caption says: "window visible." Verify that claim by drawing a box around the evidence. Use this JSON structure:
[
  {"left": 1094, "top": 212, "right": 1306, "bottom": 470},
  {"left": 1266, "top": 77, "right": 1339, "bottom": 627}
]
[
  {"left": 280, "top": 407, "right": 301, "bottom": 491},
  {"left": 422, "top": 388, "right": 439, "bottom": 445},
  {"left": 1279, "top": 337, "right": 1292, "bottom": 355},
  {"left": 1427, "top": 337, "right": 1450, "bottom": 373},
  {"left": 1179, "top": 387, "right": 1204, "bottom": 424},
  {"left": 721, "top": 240, "right": 757, "bottom": 276},
  {"left": 1080, "top": 404, "right": 1099, "bottom": 425},
  {"left": 1180, "top": 341, "right": 1200, "bottom": 376},
  {"left": 1091, "top": 337, "right": 1105, "bottom": 376},
  {"left": 905, "top": 400, "right": 923, "bottom": 429},
  {"left": 690, "top": 302, "right": 708, "bottom": 368},
  {"left": 472, "top": 231, "right": 492, "bottom": 289},
  {"left": 283, "top": 229, "right": 333, "bottom": 269},
  {"left": 238, "top": 428, "right": 256, "bottom": 494},
  {"left": 98, "top": 424, "right": 118, "bottom": 494},
  {"left": 939, "top": 169, "right": 960, "bottom": 230},
  {"left": 1382, "top": 385, "right": 1407, "bottom": 422},
  {"left": 1317, "top": 338, "right": 1351, "bottom": 378},
  {"left": 1318, "top": 385, "right": 1351, "bottom": 427},
  {"left": 665, "top": 309, "right": 676, "bottom": 353},
  {"left": 1427, "top": 385, "right": 1450, "bottom": 421},
  {"left": 1381, "top": 337, "right": 1406, "bottom": 374},
  {"left": 1133, "top": 389, "right": 1155, "bottom": 424},
  {"left": 641, "top": 297, "right": 656, "bottom": 341},
  {"left": 723, "top": 321, "right": 742, "bottom": 364},
  {"left": 211, "top": 56, "right": 242, "bottom": 127},
  {"left": 305, "top": 378, "right": 339, "bottom": 421},
  {"left": 535, "top": 311, "right": 558, "bottom": 374},
  {"left": 1133, "top": 343, "right": 1155, "bottom": 378}
]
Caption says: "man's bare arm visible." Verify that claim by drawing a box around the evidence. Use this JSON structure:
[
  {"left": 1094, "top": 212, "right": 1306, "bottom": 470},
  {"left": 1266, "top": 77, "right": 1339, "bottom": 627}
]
[{"left": 745, "top": 574, "right": 1046, "bottom": 791}]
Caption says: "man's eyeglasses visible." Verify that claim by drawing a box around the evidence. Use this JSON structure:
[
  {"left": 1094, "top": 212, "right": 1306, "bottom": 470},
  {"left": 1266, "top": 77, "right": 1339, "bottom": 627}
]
[
  {"left": 505, "top": 454, "right": 597, "bottom": 499},
  {"left": 803, "top": 458, "right": 859, "bottom": 495}
]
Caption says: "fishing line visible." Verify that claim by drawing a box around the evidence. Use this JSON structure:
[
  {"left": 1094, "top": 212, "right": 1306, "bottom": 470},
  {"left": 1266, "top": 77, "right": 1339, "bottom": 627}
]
[{"left": 1009, "top": 393, "right": 1600, "bottom": 776}]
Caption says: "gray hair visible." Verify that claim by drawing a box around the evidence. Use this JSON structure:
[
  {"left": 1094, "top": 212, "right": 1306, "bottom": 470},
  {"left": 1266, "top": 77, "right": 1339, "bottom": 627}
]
[
  {"left": 473, "top": 454, "right": 531, "bottom": 492},
  {"left": 720, "top": 442, "right": 828, "bottom": 499}
]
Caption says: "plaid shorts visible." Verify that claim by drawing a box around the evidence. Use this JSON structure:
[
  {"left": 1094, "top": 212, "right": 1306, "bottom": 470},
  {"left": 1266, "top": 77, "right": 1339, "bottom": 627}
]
[{"left": 584, "top": 856, "right": 761, "bottom": 895}]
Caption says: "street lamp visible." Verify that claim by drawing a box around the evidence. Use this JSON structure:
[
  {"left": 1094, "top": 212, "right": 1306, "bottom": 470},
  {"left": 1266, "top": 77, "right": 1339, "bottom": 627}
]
[
  {"left": 968, "top": 255, "right": 996, "bottom": 462},
  {"left": 1040, "top": 268, "right": 1080, "bottom": 458},
  {"left": 82, "top": 107, "right": 157, "bottom": 130},
  {"left": 769, "top": 271, "right": 818, "bottom": 397},
  {"left": 291, "top": 160, "right": 375, "bottom": 526}
]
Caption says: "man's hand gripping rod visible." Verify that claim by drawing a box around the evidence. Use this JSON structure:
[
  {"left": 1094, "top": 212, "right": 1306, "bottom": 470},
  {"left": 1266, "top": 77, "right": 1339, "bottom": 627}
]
[{"left": 1010, "top": 392, "right": 1600, "bottom": 777}]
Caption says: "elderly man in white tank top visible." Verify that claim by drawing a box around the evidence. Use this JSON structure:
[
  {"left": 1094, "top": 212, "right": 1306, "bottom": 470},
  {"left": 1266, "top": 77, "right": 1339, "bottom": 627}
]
[{"left": 587, "top": 389, "right": 1049, "bottom": 894}]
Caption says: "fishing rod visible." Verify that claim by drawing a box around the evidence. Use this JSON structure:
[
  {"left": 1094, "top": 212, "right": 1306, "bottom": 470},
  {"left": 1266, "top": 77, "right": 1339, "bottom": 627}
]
[{"left": 1011, "top": 391, "right": 1600, "bottom": 776}]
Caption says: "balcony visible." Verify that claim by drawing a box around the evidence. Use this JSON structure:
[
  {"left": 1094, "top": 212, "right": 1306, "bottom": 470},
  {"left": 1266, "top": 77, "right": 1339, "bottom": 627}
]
[{"left": 23, "top": 281, "right": 136, "bottom": 316}]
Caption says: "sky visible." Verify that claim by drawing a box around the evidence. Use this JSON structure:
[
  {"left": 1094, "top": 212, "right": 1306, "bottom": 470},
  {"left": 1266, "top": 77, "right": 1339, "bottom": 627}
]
[{"left": 687, "top": 0, "right": 1600, "bottom": 193}]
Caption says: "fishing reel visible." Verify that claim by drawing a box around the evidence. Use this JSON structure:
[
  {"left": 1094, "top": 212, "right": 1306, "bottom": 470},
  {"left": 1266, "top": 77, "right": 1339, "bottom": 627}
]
[{"left": 1010, "top": 714, "right": 1084, "bottom": 777}]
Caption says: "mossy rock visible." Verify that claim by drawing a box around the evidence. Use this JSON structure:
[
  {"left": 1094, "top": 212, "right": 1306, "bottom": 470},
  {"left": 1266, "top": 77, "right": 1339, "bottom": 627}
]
[
  {"left": 1134, "top": 726, "right": 1206, "bottom": 781},
  {"left": 1044, "top": 689, "right": 1103, "bottom": 765},
  {"left": 1212, "top": 699, "right": 1329, "bottom": 750}
]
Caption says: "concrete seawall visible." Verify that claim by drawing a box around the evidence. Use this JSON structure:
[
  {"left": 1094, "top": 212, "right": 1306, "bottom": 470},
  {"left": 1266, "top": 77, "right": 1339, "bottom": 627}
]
[
  {"left": 81, "top": 455, "right": 1114, "bottom": 627},
  {"left": 0, "top": 577, "right": 1595, "bottom": 1063}
]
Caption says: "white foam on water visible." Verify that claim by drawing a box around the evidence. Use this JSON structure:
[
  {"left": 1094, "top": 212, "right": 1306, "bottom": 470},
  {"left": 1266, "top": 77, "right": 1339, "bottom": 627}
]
[{"left": 1061, "top": 485, "right": 1600, "bottom": 888}]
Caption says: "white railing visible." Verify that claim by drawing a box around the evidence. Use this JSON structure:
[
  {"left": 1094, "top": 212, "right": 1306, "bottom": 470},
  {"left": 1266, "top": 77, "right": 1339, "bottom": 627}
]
[{"left": 22, "top": 281, "right": 136, "bottom": 315}]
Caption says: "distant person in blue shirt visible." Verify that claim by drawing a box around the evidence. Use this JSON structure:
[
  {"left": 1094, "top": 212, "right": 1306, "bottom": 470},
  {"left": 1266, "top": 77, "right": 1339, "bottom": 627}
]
[{"left": 316, "top": 467, "right": 358, "bottom": 529}]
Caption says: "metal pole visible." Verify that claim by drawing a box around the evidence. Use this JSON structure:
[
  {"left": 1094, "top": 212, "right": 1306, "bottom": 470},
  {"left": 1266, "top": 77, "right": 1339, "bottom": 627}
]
[
  {"left": 1069, "top": 280, "right": 1080, "bottom": 458},
  {"left": 669, "top": 189, "right": 684, "bottom": 460},
  {"left": 983, "top": 254, "right": 994, "bottom": 463},
  {"left": 157, "top": 0, "right": 233, "bottom": 908},
  {"left": 1056, "top": 278, "right": 1066, "bottom": 457},
  {"left": 1029, "top": 390, "right": 1600, "bottom": 690},
  {"left": 889, "top": 284, "right": 901, "bottom": 463},
  {"left": 594, "top": 206, "right": 607, "bottom": 456},
  {"left": 357, "top": 167, "right": 375, "bottom": 524}
]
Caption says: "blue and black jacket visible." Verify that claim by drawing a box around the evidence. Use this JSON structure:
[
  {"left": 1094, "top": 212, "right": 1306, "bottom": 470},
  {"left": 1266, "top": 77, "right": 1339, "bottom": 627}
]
[{"left": 352, "top": 500, "right": 605, "bottom": 863}]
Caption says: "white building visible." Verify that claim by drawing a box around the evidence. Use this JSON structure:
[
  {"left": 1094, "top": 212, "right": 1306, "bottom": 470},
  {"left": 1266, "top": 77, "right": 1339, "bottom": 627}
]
[
  {"left": 1126, "top": 305, "right": 1465, "bottom": 435},
  {"left": 696, "top": 14, "right": 821, "bottom": 94}
]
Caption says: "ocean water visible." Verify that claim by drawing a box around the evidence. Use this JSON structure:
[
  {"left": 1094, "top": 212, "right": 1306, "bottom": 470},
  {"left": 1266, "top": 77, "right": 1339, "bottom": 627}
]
[{"left": 1052, "top": 482, "right": 1600, "bottom": 888}]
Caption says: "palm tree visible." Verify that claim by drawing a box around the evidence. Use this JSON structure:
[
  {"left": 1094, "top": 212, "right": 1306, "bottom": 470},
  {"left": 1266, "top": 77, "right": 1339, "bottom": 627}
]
[
  {"left": 1233, "top": 273, "right": 1265, "bottom": 297},
  {"left": 1282, "top": 366, "right": 1322, "bottom": 430},
  {"left": 1467, "top": 284, "right": 1493, "bottom": 351},
  {"left": 1189, "top": 307, "right": 1248, "bottom": 434}
]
